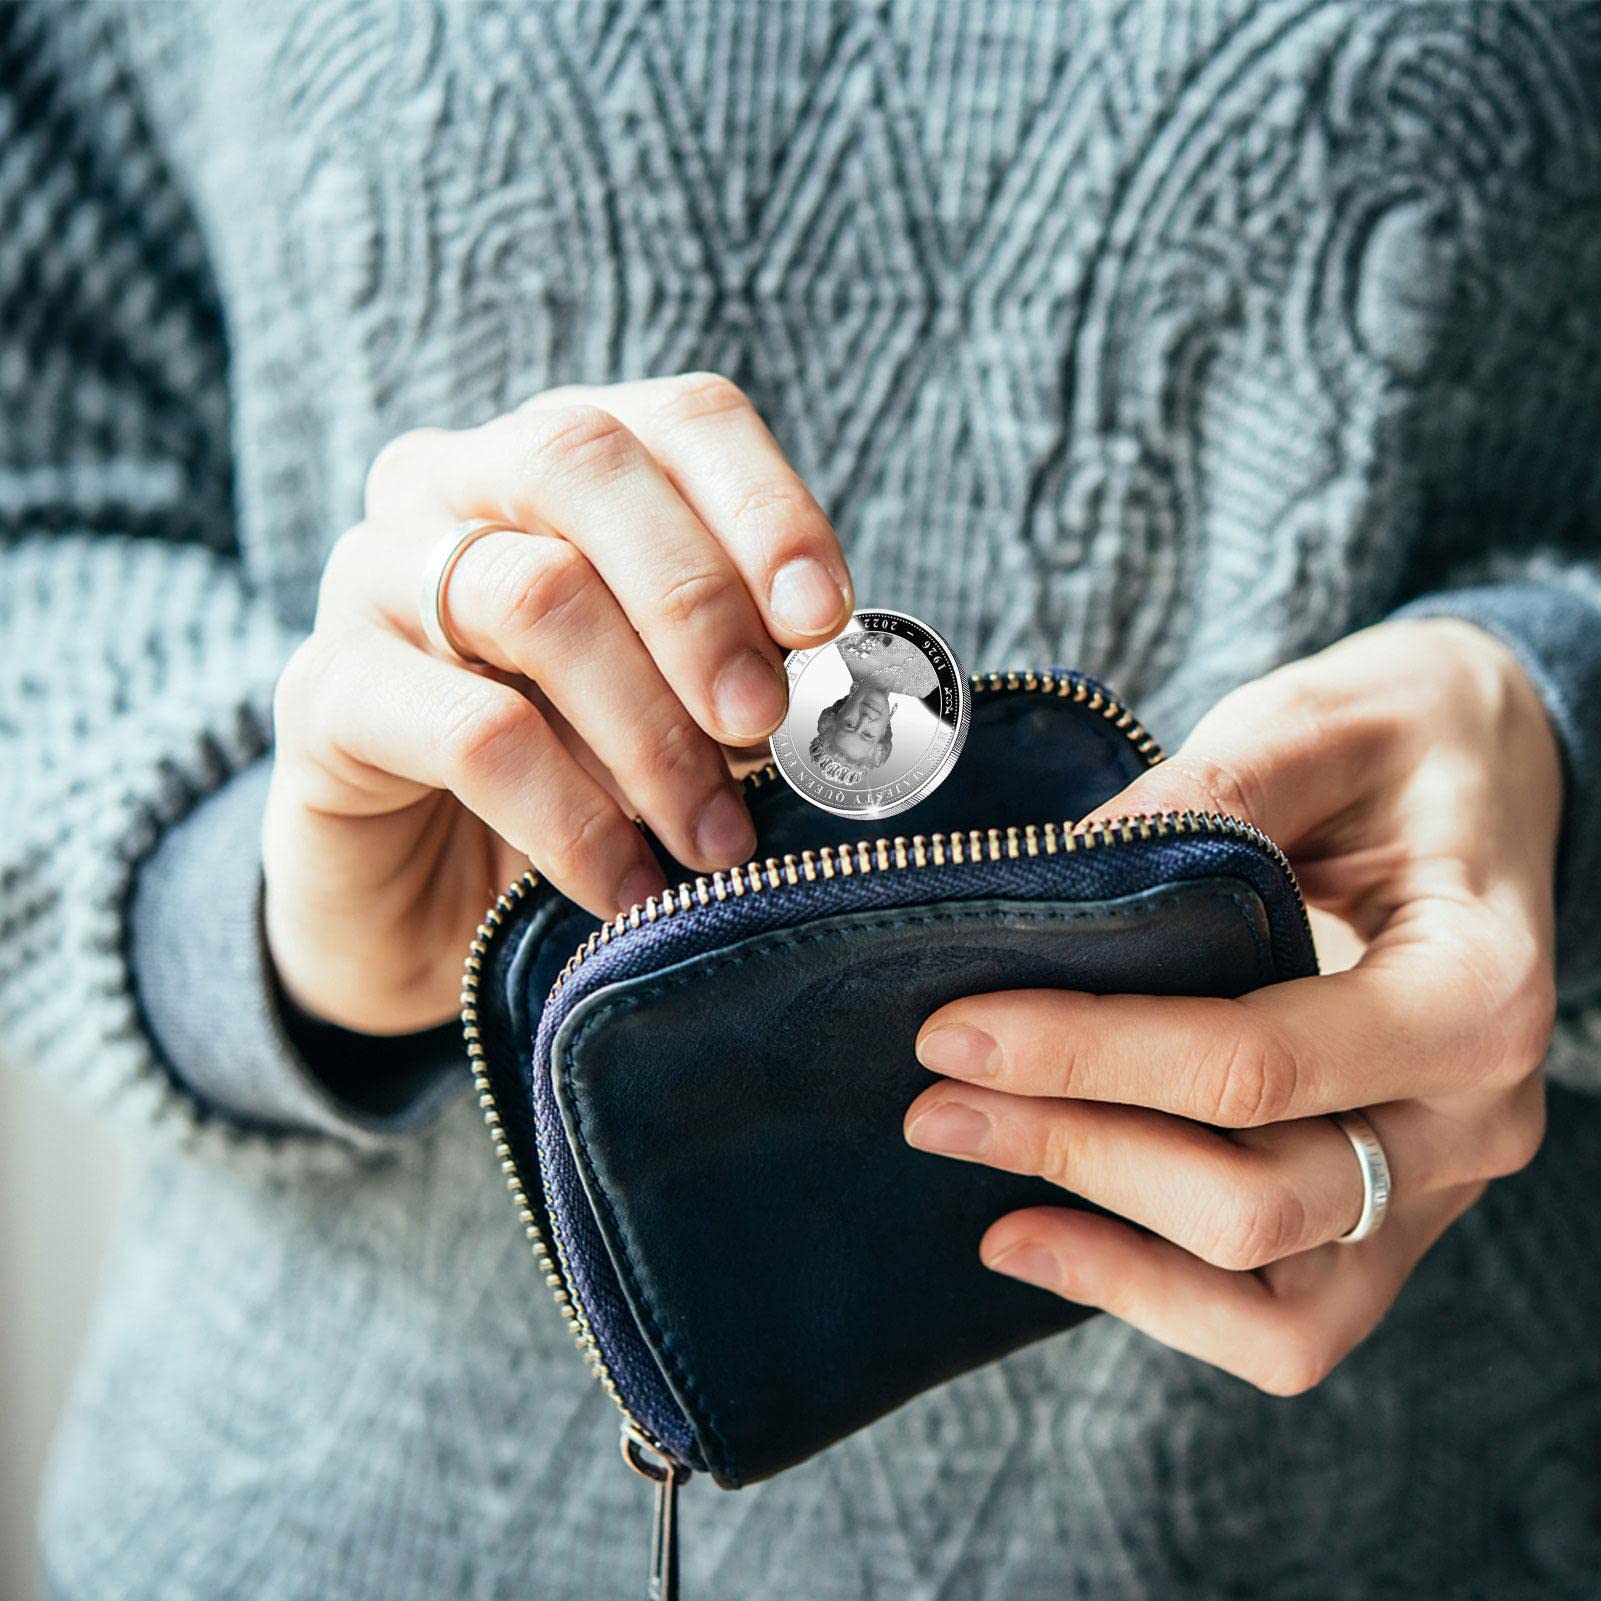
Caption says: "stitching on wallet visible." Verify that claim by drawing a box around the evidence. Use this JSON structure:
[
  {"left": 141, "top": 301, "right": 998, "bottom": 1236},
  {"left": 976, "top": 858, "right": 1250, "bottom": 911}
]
[{"left": 558, "top": 886, "right": 1268, "bottom": 1485}]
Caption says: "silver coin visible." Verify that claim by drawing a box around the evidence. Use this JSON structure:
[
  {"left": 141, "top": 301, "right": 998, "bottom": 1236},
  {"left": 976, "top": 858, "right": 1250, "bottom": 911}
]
[{"left": 768, "top": 608, "right": 971, "bottom": 819}]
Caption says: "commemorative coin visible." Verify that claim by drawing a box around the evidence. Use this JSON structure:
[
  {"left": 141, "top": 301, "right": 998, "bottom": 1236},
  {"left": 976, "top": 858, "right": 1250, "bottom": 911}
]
[{"left": 768, "top": 608, "right": 971, "bottom": 819}]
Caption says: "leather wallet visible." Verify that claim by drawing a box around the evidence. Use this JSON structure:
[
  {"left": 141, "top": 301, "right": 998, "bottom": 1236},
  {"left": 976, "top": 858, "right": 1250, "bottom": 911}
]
[{"left": 460, "top": 667, "right": 1318, "bottom": 1591}]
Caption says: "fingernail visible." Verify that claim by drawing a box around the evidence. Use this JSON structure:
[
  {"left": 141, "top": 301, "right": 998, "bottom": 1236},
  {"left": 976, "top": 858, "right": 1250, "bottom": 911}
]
[
  {"left": 769, "top": 556, "right": 848, "bottom": 636},
  {"left": 713, "top": 649, "right": 788, "bottom": 740},
  {"left": 985, "top": 1241, "right": 1060, "bottom": 1290},
  {"left": 695, "top": 787, "right": 757, "bottom": 867},
  {"left": 915, "top": 1024, "right": 998, "bottom": 1078},
  {"left": 615, "top": 861, "right": 667, "bottom": 915},
  {"left": 905, "top": 1101, "right": 992, "bottom": 1157}
]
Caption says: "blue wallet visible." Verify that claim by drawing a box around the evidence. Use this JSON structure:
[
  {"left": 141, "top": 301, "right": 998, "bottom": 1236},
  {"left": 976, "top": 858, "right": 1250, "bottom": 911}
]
[{"left": 460, "top": 668, "right": 1318, "bottom": 1590}]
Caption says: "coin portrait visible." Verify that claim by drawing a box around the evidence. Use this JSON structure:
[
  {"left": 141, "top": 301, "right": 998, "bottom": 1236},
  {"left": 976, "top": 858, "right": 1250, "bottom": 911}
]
[{"left": 769, "top": 609, "right": 970, "bottom": 819}]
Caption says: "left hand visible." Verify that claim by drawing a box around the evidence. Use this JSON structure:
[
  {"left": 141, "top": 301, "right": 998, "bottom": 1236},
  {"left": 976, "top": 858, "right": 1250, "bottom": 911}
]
[{"left": 903, "top": 618, "right": 1562, "bottom": 1395}]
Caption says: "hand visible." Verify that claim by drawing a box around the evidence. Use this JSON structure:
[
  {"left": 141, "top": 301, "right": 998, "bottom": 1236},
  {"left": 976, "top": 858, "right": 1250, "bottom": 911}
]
[
  {"left": 903, "top": 619, "right": 1562, "bottom": 1395},
  {"left": 264, "top": 373, "right": 853, "bottom": 1034}
]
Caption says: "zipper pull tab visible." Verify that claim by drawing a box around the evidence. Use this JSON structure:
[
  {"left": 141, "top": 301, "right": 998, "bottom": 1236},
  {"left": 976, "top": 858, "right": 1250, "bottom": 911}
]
[{"left": 620, "top": 1423, "right": 689, "bottom": 1601}]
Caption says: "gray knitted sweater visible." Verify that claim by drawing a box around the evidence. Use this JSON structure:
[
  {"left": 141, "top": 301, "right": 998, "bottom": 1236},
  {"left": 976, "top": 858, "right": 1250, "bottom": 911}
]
[{"left": 7, "top": 1, "right": 1601, "bottom": 1596}]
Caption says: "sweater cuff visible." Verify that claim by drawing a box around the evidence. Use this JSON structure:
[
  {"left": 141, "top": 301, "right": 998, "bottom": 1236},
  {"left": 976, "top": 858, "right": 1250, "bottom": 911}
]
[
  {"left": 1389, "top": 581, "right": 1601, "bottom": 1005},
  {"left": 127, "top": 750, "right": 467, "bottom": 1142}
]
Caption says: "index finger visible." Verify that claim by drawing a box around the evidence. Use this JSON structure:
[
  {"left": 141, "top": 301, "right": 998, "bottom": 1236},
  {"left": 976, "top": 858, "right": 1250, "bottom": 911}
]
[
  {"left": 546, "top": 372, "right": 855, "bottom": 647},
  {"left": 374, "top": 403, "right": 792, "bottom": 752},
  {"left": 915, "top": 903, "right": 1547, "bottom": 1124}
]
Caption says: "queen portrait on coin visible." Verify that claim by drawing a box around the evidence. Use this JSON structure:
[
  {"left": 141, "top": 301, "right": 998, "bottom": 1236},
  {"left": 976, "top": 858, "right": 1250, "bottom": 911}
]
[{"left": 806, "top": 628, "right": 940, "bottom": 787}]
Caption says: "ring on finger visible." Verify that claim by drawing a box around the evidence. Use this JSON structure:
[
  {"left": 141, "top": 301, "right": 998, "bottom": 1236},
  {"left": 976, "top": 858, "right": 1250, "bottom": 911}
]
[
  {"left": 1328, "top": 1108, "right": 1393, "bottom": 1243},
  {"left": 420, "top": 517, "right": 519, "bottom": 665}
]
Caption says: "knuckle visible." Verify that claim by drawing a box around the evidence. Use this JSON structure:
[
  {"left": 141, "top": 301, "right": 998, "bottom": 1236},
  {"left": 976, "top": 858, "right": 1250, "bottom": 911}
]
[
  {"left": 439, "top": 686, "right": 534, "bottom": 779},
  {"left": 1252, "top": 1332, "right": 1337, "bottom": 1398},
  {"left": 516, "top": 403, "right": 636, "bottom": 486},
  {"left": 273, "top": 628, "right": 369, "bottom": 773},
  {"left": 1249, "top": 667, "right": 1339, "bottom": 747},
  {"left": 728, "top": 480, "right": 824, "bottom": 541},
  {"left": 1457, "top": 925, "right": 1557, "bottom": 1089},
  {"left": 1051, "top": 1029, "right": 1094, "bottom": 1098},
  {"left": 1035, "top": 1115, "right": 1086, "bottom": 1186},
  {"left": 655, "top": 370, "right": 750, "bottom": 427},
  {"left": 1162, "top": 749, "right": 1267, "bottom": 829},
  {"left": 1503, "top": 968, "right": 1558, "bottom": 1080},
  {"left": 541, "top": 795, "right": 624, "bottom": 875},
  {"left": 272, "top": 634, "right": 324, "bottom": 732},
  {"left": 517, "top": 382, "right": 589, "bottom": 411},
  {"left": 364, "top": 426, "right": 445, "bottom": 515},
  {"left": 1201, "top": 1022, "right": 1298, "bottom": 1128},
  {"left": 316, "top": 521, "right": 377, "bottom": 617},
  {"left": 635, "top": 709, "right": 714, "bottom": 791},
  {"left": 1195, "top": 1181, "right": 1307, "bottom": 1272},
  {"left": 655, "top": 563, "right": 741, "bottom": 632},
  {"left": 491, "top": 538, "right": 592, "bottom": 641},
  {"left": 1481, "top": 1079, "right": 1548, "bottom": 1178}
]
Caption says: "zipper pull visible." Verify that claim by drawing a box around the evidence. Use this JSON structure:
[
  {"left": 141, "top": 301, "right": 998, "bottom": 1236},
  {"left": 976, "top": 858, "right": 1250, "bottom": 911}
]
[{"left": 620, "top": 1423, "right": 690, "bottom": 1600}]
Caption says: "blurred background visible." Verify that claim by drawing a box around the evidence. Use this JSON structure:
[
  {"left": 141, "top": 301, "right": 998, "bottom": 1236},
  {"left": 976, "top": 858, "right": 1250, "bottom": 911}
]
[{"left": 1, "top": 1067, "right": 127, "bottom": 1601}]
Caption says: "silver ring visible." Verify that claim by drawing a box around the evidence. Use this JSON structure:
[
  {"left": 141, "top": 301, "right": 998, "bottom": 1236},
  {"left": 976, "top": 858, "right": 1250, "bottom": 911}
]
[
  {"left": 1328, "top": 1109, "right": 1392, "bottom": 1243},
  {"left": 419, "top": 518, "right": 515, "bottom": 664}
]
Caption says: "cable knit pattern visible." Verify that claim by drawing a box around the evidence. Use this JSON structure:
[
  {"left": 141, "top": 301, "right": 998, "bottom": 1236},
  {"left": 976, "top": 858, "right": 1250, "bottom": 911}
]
[{"left": 5, "top": 1, "right": 1601, "bottom": 1597}]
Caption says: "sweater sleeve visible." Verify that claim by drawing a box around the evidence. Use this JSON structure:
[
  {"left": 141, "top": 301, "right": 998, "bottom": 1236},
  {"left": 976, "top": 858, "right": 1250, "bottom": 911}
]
[
  {"left": 0, "top": 1, "right": 465, "bottom": 1175},
  {"left": 1371, "top": 155, "right": 1601, "bottom": 1093},
  {"left": 126, "top": 749, "right": 469, "bottom": 1142},
  {"left": 1370, "top": 0, "right": 1601, "bottom": 1098}
]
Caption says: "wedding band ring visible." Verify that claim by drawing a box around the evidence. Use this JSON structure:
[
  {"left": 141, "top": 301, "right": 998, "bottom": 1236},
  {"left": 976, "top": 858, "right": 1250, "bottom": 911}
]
[
  {"left": 1328, "top": 1109, "right": 1392, "bottom": 1243},
  {"left": 419, "top": 518, "right": 515, "bottom": 665}
]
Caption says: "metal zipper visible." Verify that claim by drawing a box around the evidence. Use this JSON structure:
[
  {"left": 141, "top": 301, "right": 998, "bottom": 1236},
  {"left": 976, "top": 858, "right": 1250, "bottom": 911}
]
[
  {"left": 456, "top": 669, "right": 1307, "bottom": 1583},
  {"left": 622, "top": 1425, "right": 688, "bottom": 1600}
]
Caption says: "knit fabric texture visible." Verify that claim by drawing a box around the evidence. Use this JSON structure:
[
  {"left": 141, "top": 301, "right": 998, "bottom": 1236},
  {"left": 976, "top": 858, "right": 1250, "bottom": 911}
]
[{"left": 4, "top": 1, "right": 1601, "bottom": 1596}]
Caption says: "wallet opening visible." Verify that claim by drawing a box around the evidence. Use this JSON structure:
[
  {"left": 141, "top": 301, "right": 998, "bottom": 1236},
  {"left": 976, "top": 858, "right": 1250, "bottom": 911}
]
[{"left": 485, "top": 678, "right": 1315, "bottom": 1483}]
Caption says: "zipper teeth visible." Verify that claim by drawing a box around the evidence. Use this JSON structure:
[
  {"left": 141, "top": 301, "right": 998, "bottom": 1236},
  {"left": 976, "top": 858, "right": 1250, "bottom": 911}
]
[
  {"left": 549, "top": 807, "right": 1307, "bottom": 997},
  {"left": 547, "top": 668, "right": 1167, "bottom": 998},
  {"left": 460, "top": 881, "right": 657, "bottom": 1447},
  {"left": 457, "top": 668, "right": 1274, "bottom": 1467}
]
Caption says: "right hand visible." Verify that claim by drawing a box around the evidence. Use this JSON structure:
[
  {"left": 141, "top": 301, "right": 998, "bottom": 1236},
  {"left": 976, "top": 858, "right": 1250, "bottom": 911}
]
[{"left": 262, "top": 373, "right": 854, "bottom": 1036}]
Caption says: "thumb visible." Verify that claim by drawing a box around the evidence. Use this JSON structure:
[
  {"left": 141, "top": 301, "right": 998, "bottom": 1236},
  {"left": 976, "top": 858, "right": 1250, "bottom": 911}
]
[{"left": 1073, "top": 674, "right": 1336, "bottom": 851}]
